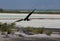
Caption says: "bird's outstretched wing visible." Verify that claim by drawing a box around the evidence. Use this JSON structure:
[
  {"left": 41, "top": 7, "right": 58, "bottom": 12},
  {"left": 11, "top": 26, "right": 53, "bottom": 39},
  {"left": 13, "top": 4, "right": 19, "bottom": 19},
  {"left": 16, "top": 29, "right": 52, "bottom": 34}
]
[
  {"left": 24, "top": 9, "right": 36, "bottom": 20},
  {"left": 15, "top": 19, "right": 23, "bottom": 22}
]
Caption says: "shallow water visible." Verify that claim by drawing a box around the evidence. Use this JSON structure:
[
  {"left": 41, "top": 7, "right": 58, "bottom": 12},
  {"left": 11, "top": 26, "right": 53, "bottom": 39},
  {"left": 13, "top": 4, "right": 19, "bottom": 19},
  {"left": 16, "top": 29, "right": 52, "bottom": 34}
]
[{"left": 0, "top": 13, "right": 60, "bottom": 28}]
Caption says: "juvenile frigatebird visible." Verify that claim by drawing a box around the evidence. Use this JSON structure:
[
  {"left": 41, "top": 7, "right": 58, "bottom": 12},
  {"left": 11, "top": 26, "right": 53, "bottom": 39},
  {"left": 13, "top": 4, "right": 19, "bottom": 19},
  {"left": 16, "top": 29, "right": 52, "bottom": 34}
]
[{"left": 15, "top": 9, "right": 36, "bottom": 22}]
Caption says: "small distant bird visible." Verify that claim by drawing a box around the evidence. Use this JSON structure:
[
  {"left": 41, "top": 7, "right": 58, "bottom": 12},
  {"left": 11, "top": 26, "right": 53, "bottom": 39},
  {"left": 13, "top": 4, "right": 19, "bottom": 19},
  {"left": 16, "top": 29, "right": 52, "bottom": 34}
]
[{"left": 15, "top": 9, "right": 36, "bottom": 22}]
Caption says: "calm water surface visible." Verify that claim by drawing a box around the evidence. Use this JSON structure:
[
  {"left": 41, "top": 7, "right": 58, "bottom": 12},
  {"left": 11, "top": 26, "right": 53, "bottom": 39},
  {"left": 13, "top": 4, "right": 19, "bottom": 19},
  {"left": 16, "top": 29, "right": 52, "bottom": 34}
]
[{"left": 0, "top": 13, "right": 60, "bottom": 28}]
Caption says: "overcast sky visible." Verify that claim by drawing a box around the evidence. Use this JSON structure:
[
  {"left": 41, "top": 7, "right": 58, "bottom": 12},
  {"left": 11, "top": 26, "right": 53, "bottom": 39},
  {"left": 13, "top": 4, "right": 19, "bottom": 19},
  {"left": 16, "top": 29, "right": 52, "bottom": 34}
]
[{"left": 0, "top": 0, "right": 60, "bottom": 9}]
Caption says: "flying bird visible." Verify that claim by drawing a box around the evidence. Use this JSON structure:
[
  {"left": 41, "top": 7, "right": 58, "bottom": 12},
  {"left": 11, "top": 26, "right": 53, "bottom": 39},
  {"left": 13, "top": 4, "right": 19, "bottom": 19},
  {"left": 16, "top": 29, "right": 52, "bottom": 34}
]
[{"left": 15, "top": 9, "right": 36, "bottom": 22}]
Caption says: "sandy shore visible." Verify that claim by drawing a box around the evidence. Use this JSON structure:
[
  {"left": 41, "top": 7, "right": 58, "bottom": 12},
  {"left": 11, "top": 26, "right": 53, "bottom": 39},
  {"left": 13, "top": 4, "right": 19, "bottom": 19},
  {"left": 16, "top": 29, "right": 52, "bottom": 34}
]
[{"left": 0, "top": 37, "right": 60, "bottom": 41}]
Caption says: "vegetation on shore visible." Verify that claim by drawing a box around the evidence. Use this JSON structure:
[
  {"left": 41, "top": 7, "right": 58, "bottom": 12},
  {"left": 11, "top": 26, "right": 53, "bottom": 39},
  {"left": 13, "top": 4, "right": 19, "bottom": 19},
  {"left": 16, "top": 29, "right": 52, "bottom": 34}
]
[
  {"left": 0, "top": 22, "right": 16, "bottom": 34},
  {"left": 26, "top": 26, "right": 52, "bottom": 35},
  {"left": 0, "top": 22, "right": 52, "bottom": 35}
]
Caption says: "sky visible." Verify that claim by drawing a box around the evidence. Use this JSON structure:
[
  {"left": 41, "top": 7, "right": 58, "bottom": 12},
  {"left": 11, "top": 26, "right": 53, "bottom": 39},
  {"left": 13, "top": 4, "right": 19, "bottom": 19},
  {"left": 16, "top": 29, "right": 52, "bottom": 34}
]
[{"left": 0, "top": 0, "right": 60, "bottom": 9}]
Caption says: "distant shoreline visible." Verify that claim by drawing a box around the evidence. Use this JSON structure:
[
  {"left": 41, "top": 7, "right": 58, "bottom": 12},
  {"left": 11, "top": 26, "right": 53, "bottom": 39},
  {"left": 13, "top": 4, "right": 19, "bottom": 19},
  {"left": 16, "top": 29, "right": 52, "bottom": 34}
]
[
  {"left": 0, "top": 8, "right": 60, "bottom": 14},
  {"left": 0, "top": 12, "right": 60, "bottom": 14}
]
